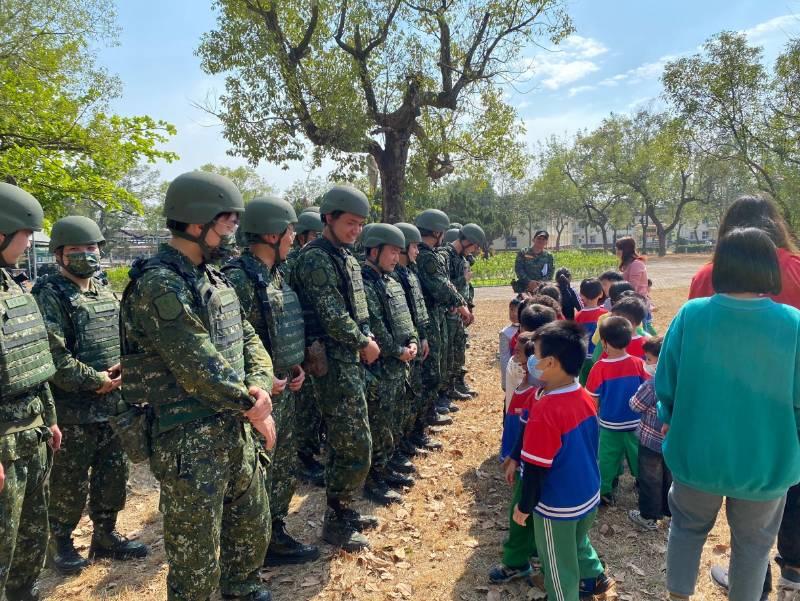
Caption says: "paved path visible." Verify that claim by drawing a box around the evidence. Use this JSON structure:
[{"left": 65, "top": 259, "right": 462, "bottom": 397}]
[{"left": 474, "top": 254, "right": 710, "bottom": 301}]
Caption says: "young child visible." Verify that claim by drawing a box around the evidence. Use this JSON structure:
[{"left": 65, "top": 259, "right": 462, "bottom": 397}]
[
  {"left": 589, "top": 281, "right": 635, "bottom": 358},
  {"left": 556, "top": 267, "right": 583, "bottom": 320},
  {"left": 512, "top": 321, "right": 615, "bottom": 600},
  {"left": 598, "top": 270, "right": 625, "bottom": 310},
  {"left": 658, "top": 228, "right": 800, "bottom": 601},
  {"left": 491, "top": 314, "right": 557, "bottom": 584},
  {"left": 500, "top": 296, "right": 523, "bottom": 393},
  {"left": 627, "top": 336, "right": 671, "bottom": 531},
  {"left": 575, "top": 278, "right": 607, "bottom": 385},
  {"left": 607, "top": 295, "right": 650, "bottom": 360},
  {"left": 586, "top": 316, "right": 649, "bottom": 505}
]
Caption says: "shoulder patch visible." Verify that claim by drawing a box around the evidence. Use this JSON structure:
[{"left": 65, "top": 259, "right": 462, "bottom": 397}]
[
  {"left": 152, "top": 292, "right": 185, "bottom": 321},
  {"left": 310, "top": 268, "right": 330, "bottom": 287}
]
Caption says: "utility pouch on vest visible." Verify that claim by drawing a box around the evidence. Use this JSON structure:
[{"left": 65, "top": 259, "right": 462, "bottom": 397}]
[
  {"left": 304, "top": 339, "right": 329, "bottom": 377},
  {"left": 108, "top": 404, "right": 153, "bottom": 463}
]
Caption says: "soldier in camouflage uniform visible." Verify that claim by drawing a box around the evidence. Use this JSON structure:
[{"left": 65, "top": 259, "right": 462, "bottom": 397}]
[
  {"left": 223, "top": 196, "right": 320, "bottom": 566},
  {"left": 32, "top": 217, "right": 147, "bottom": 575},
  {"left": 389, "top": 223, "right": 431, "bottom": 461},
  {"left": 290, "top": 184, "right": 380, "bottom": 552},
  {"left": 438, "top": 224, "right": 486, "bottom": 403},
  {"left": 282, "top": 210, "right": 327, "bottom": 486},
  {"left": 513, "top": 230, "right": 554, "bottom": 292},
  {"left": 120, "top": 171, "right": 276, "bottom": 601},
  {"left": 0, "top": 183, "right": 60, "bottom": 601},
  {"left": 361, "top": 224, "right": 418, "bottom": 505},
  {"left": 414, "top": 210, "right": 470, "bottom": 439}
]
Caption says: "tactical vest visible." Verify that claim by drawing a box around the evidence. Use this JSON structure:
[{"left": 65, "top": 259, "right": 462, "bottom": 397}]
[
  {"left": 121, "top": 255, "right": 245, "bottom": 431},
  {"left": 441, "top": 244, "right": 469, "bottom": 298},
  {"left": 394, "top": 265, "right": 430, "bottom": 331},
  {"left": 298, "top": 238, "right": 369, "bottom": 342},
  {"left": 0, "top": 273, "right": 56, "bottom": 400},
  {"left": 223, "top": 255, "right": 305, "bottom": 373},
  {"left": 362, "top": 267, "right": 416, "bottom": 345}
]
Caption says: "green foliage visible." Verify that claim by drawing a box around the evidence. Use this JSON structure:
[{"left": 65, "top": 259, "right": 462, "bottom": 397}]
[
  {"left": 104, "top": 266, "right": 130, "bottom": 292},
  {"left": 0, "top": 0, "right": 177, "bottom": 220},
  {"left": 471, "top": 250, "right": 617, "bottom": 288},
  {"left": 197, "top": 0, "right": 571, "bottom": 220}
]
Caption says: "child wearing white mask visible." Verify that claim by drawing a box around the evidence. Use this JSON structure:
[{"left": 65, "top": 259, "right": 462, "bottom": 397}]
[{"left": 627, "top": 336, "right": 671, "bottom": 531}]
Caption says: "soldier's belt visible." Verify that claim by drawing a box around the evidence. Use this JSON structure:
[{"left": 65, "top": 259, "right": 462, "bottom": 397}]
[{"left": 0, "top": 413, "right": 44, "bottom": 436}]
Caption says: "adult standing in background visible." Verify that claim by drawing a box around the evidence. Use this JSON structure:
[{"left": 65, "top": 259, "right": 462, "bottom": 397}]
[
  {"left": 615, "top": 236, "right": 649, "bottom": 298},
  {"left": 688, "top": 195, "right": 800, "bottom": 601},
  {"left": 513, "top": 230, "right": 554, "bottom": 293}
]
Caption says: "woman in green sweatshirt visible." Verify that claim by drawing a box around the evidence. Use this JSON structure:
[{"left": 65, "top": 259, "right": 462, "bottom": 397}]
[{"left": 656, "top": 227, "right": 800, "bottom": 601}]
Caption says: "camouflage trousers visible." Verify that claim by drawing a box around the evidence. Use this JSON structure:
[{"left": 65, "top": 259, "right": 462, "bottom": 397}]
[
  {"left": 263, "top": 388, "right": 296, "bottom": 522},
  {"left": 0, "top": 430, "right": 51, "bottom": 598},
  {"left": 49, "top": 422, "right": 128, "bottom": 537},
  {"left": 149, "top": 415, "right": 269, "bottom": 601},
  {"left": 421, "top": 307, "right": 449, "bottom": 406},
  {"left": 446, "top": 315, "right": 468, "bottom": 383},
  {"left": 311, "top": 358, "right": 371, "bottom": 502},
  {"left": 294, "top": 380, "right": 322, "bottom": 458},
  {"left": 366, "top": 368, "right": 405, "bottom": 471},
  {"left": 405, "top": 358, "right": 426, "bottom": 436}
]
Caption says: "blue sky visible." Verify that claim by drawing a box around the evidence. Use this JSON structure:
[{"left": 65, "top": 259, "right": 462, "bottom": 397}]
[{"left": 102, "top": 1, "right": 800, "bottom": 193}]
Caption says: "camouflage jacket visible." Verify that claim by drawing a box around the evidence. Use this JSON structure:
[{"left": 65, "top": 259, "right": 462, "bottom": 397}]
[
  {"left": 362, "top": 263, "right": 418, "bottom": 364},
  {"left": 437, "top": 243, "right": 469, "bottom": 300},
  {"left": 290, "top": 237, "right": 371, "bottom": 362},
  {"left": 391, "top": 263, "right": 430, "bottom": 341},
  {"left": 120, "top": 244, "right": 273, "bottom": 414},
  {"left": 278, "top": 245, "right": 301, "bottom": 281},
  {"left": 416, "top": 243, "right": 466, "bottom": 310},
  {"left": 33, "top": 273, "right": 123, "bottom": 424},
  {"left": 514, "top": 248, "right": 555, "bottom": 288},
  {"left": 0, "top": 268, "right": 57, "bottom": 463}
]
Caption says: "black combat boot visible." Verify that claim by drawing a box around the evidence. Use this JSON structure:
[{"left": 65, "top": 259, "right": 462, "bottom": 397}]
[
  {"left": 411, "top": 430, "right": 443, "bottom": 451},
  {"left": 89, "top": 519, "right": 149, "bottom": 560},
  {"left": 4, "top": 584, "right": 40, "bottom": 601},
  {"left": 264, "top": 519, "right": 320, "bottom": 566},
  {"left": 337, "top": 506, "right": 379, "bottom": 531},
  {"left": 322, "top": 502, "right": 370, "bottom": 552},
  {"left": 456, "top": 373, "right": 478, "bottom": 397},
  {"left": 221, "top": 587, "right": 272, "bottom": 600},
  {"left": 388, "top": 451, "right": 416, "bottom": 474},
  {"left": 363, "top": 471, "right": 403, "bottom": 506},
  {"left": 297, "top": 452, "right": 326, "bottom": 487},
  {"left": 448, "top": 376, "right": 471, "bottom": 400},
  {"left": 427, "top": 410, "right": 452, "bottom": 426},
  {"left": 48, "top": 534, "right": 90, "bottom": 574},
  {"left": 383, "top": 468, "right": 415, "bottom": 489}
]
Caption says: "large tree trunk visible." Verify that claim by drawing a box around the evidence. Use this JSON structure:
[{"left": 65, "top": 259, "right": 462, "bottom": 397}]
[
  {"left": 600, "top": 226, "right": 609, "bottom": 252},
  {"left": 376, "top": 130, "right": 413, "bottom": 223}
]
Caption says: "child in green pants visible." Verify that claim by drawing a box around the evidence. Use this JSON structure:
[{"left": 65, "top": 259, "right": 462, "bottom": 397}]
[{"left": 513, "top": 321, "right": 615, "bottom": 600}]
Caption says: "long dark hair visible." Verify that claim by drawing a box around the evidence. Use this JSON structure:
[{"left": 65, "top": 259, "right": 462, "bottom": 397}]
[
  {"left": 615, "top": 236, "right": 641, "bottom": 269},
  {"left": 712, "top": 228, "right": 782, "bottom": 296},
  {"left": 718, "top": 195, "right": 798, "bottom": 253}
]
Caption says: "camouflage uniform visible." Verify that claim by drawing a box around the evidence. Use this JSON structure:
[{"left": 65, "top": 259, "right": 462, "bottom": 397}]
[
  {"left": 416, "top": 243, "right": 467, "bottom": 415},
  {"left": 290, "top": 237, "right": 372, "bottom": 502},
  {"left": 362, "top": 264, "right": 417, "bottom": 473},
  {"left": 224, "top": 253, "right": 303, "bottom": 523},
  {"left": 32, "top": 274, "right": 129, "bottom": 539},
  {"left": 514, "top": 247, "right": 555, "bottom": 291},
  {"left": 121, "top": 244, "right": 273, "bottom": 601},
  {"left": 0, "top": 267, "right": 57, "bottom": 599},
  {"left": 281, "top": 245, "right": 323, "bottom": 462},
  {"left": 391, "top": 263, "right": 430, "bottom": 438},
  {"left": 438, "top": 244, "right": 472, "bottom": 391}
]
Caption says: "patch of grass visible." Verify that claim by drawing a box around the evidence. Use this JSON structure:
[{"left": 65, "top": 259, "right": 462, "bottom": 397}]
[
  {"left": 105, "top": 266, "right": 130, "bottom": 292},
  {"left": 472, "top": 250, "right": 618, "bottom": 288}
]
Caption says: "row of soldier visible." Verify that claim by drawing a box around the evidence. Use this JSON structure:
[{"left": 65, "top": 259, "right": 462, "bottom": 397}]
[{"left": 0, "top": 171, "right": 485, "bottom": 601}]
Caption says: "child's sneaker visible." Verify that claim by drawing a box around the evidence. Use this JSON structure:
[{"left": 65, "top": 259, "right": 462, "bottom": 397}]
[
  {"left": 488, "top": 563, "right": 532, "bottom": 584},
  {"left": 579, "top": 573, "right": 616, "bottom": 600},
  {"left": 628, "top": 509, "right": 658, "bottom": 531}
]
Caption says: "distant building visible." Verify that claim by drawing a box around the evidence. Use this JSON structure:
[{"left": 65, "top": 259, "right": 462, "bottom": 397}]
[{"left": 105, "top": 229, "right": 171, "bottom": 263}]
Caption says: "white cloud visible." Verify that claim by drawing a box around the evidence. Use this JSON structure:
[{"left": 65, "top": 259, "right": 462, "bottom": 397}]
[
  {"left": 521, "top": 34, "right": 608, "bottom": 90},
  {"left": 568, "top": 85, "right": 596, "bottom": 97},
  {"left": 742, "top": 14, "right": 799, "bottom": 42},
  {"left": 522, "top": 110, "right": 608, "bottom": 150}
]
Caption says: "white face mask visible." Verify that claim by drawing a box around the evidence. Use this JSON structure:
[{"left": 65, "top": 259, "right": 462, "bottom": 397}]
[{"left": 645, "top": 363, "right": 657, "bottom": 376}]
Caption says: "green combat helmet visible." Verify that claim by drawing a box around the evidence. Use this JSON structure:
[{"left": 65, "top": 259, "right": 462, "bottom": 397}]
[
  {"left": 450, "top": 222, "right": 463, "bottom": 230},
  {"left": 393, "top": 222, "right": 421, "bottom": 248},
  {"left": 300, "top": 206, "right": 321, "bottom": 214},
  {"left": 362, "top": 223, "right": 406, "bottom": 250},
  {"left": 0, "top": 182, "right": 45, "bottom": 265},
  {"left": 359, "top": 223, "right": 376, "bottom": 244},
  {"left": 460, "top": 223, "right": 488, "bottom": 250},
  {"left": 443, "top": 228, "right": 460, "bottom": 244},
  {"left": 295, "top": 211, "right": 324, "bottom": 235},
  {"left": 241, "top": 195, "right": 297, "bottom": 236},
  {"left": 414, "top": 209, "right": 450, "bottom": 233},
  {"left": 319, "top": 184, "right": 370, "bottom": 218},
  {"left": 163, "top": 171, "right": 245, "bottom": 262},
  {"left": 49, "top": 216, "right": 105, "bottom": 252}
]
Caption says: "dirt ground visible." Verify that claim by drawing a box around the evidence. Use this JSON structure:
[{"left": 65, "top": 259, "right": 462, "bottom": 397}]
[{"left": 37, "top": 264, "right": 770, "bottom": 601}]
